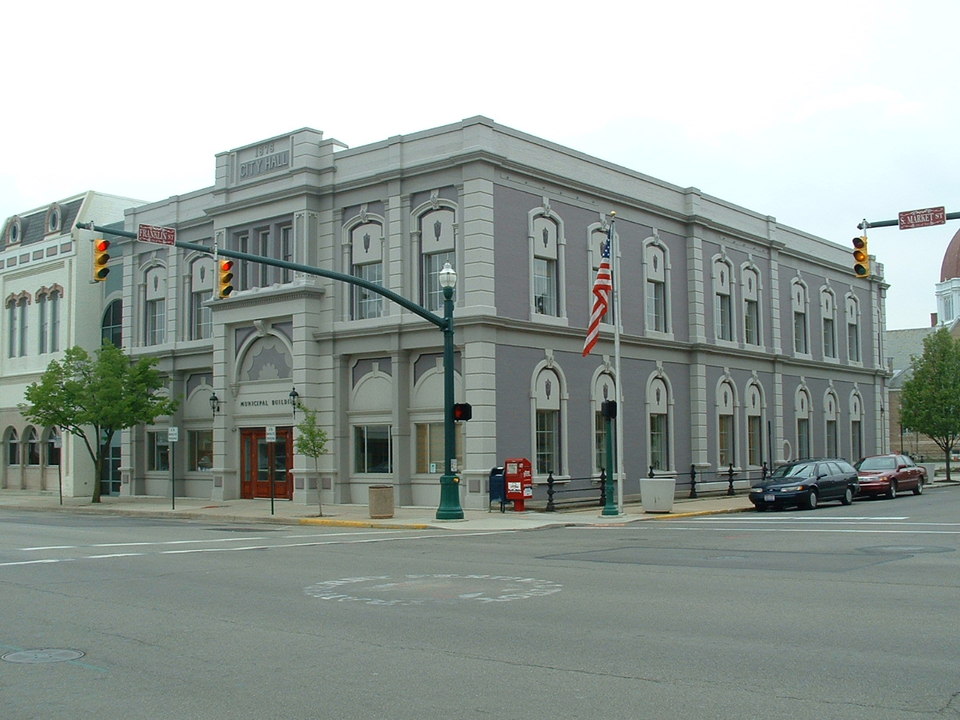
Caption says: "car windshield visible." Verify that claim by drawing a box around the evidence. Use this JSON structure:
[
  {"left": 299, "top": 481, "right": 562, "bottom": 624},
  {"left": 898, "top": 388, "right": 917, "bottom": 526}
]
[
  {"left": 770, "top": 462, "right": 815, "bottom": 479},
  {"left": 857, "top": 456, "right": 896, "bottom": 471}
]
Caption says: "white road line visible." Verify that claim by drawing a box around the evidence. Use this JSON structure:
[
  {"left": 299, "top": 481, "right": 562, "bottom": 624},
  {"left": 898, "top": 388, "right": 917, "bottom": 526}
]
[
  {"left": 3, "top": 530, "right": 515, "bottom": 566},
  {"left": 659, "top": 526, "right": 960, "bottom": 535}
]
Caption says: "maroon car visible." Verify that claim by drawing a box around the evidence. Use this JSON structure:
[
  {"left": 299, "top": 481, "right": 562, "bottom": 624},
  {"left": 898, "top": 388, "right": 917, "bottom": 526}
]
[{"left": 855, "top": 454, "right": 926, "bottom": 498}]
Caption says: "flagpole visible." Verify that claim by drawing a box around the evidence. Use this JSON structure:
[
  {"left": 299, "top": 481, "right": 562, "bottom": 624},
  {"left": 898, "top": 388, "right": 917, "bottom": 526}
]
[{"left": 610, "top": 212, "right": 625, "bottom": 515}]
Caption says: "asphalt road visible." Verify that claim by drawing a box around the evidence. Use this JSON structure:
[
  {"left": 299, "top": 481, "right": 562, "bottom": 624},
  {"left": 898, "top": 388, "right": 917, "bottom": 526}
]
[{"left": 2, "top": 490, "right": 959, "bottom": 720}]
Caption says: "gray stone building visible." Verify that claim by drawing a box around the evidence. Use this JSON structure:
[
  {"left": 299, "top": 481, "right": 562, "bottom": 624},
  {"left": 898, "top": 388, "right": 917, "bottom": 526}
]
[{"left": 12, "top": 118, "right": 887, "bottom": 509}]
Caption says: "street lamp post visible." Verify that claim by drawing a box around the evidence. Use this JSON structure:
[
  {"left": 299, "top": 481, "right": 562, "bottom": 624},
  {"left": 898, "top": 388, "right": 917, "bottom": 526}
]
[{"left": 435, "top": 262, "right": 464, "bottom": 520}]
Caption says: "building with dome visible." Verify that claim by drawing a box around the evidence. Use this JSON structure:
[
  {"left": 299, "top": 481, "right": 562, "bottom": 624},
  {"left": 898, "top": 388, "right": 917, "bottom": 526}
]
[{"left": 885, "top": 226, "right": 960, "bottom": 461}]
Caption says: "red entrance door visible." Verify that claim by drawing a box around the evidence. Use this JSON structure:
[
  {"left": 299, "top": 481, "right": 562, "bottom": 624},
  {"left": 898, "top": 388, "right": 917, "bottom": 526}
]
[{"left": 240, "top": 427, "right": 293, "bottom": 500}]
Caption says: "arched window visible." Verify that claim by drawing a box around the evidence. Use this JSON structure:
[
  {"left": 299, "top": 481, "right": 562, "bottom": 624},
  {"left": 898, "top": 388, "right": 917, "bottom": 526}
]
[
  {"left": 741, "top": 265, "right": 761, "bottom": 346},
  {"left": 647, "top": 374, "right": 673, "bottom": 471},
  {"left": 795, "top": 387, "right": 812, "bottom": 459},
  {"left": 592, "top": 371, "right": 617, "bottom": 473},
  {"left": 189, "top": 257, "right": 214, "bottom": 340},
  {"left": 5, "top": 428, "right": 19, "bottom": 466},
  {"left": 821, "top": 288, "right": 837, "bottom": 359},
  {"left": 792, "top": 280, "right": 809, "bottom": 355},
  {"left": 845, "top": 294, "right": 861, "bottom": 363},
  {"left": 643, "top": 235, "right": 671, "bottom": 334},
  {"left": 346, "top": 217, "right": 385, "bottom": 320},
  {"left": 824, "top": 390, "right": 840, "bottom": 457},
  {"left": 533, "top": 366, "right": 564, "bottom": 476},
  {"left": 415, "top": 197, "right": 457, "bottom": 313},
  {"left": 45, "top": 428, "right": 61, "bottom": 466},
  {"left": 101, "top": 299, "right": 123, "bottom": 347},
  {"left": 745, "top": 381, "right": 765, "bottom": 467},
  {"left": 714, "top": 258, "right": 736, "bottom": 342},
  {"left": 25, "top": 427, "right": 40, "bottom": 466},
  {"left": 530, "top": 207, "right": 565, "bottom": 318},
  {"left": 717, "top": 379, "right": 737, "bottom": 467},
  {"left": 849, "top": 392, "right": 864, "bottom": 461}
]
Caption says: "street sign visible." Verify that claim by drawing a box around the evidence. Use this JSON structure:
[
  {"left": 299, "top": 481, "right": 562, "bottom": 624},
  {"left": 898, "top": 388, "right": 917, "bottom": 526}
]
[
  {"left": 898, "top": 206, "right": 946, "bottom": 230},
  {"left": 138, "top": 224, "right": 177, "bottom": 245},
  {"left": 266, "top": 426, "right": 276, "bottom": 442},
  {"left": 167, "top": 426, "right": 179, "bottom": 443}
]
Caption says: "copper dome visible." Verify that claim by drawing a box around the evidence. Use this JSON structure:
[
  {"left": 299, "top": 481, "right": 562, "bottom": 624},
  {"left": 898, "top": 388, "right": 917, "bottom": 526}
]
[{"left": 941, "top": 227, "right": 960, "bottom": 282}]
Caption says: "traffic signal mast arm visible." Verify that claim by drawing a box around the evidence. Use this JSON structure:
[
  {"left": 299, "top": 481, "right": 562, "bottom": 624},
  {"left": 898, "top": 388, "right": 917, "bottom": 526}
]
[
  {"left": 858, "top": 210, "right": 960, "bottom": 230},
  {"left": 76, "top": 223, "right": 447, "bottom": 330}
]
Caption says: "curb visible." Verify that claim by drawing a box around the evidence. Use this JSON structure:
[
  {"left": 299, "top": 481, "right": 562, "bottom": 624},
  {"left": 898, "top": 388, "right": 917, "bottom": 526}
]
[{"left": 298, "top": 517, "right": 432, "bottom": 530}]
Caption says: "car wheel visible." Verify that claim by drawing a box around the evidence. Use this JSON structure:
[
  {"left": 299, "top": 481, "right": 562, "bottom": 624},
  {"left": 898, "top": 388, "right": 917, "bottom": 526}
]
[
  {"left": 803, "top": 490, "right": 818, "bottom": 510},
  {"left": 913, "top": 479, "right": 924, "bottom": 496},
  {"left": 841, "top": 486, "right": 854, "bottom": 505},
  {"left": 886, "top": 481, "right": 898, "bottom": 499}
]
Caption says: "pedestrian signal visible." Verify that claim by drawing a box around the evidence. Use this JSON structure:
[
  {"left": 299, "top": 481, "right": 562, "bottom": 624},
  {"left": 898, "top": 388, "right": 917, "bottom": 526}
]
[{"left": 452, "top": 403, "right": 472, "bottom": 421}]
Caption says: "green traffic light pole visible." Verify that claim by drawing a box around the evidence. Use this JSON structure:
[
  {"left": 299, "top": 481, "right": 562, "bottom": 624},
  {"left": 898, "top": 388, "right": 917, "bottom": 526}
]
[{"left": 77, "top": 223, "right": 465, "bottom": 520}]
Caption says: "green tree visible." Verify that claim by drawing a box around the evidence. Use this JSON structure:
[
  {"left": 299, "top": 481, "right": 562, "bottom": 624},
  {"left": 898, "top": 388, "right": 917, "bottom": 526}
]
[
  {"left": 900, "top": 328, "right": 960, "bottom": 481},
  {"left": 19, "top": 343, "right": 178, "bottom": 503},
  {"left": 294, "top": 402, "right": 329, "bottom": 516}
]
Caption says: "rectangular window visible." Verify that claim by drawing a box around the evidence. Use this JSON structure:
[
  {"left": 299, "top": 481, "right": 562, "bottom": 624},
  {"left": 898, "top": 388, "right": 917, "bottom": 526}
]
[
  {"left": 145, "top": 299, "right": 166, "bottom": 345},
  {"left": 650, "top": 413, "right": 669, "bottom": 471},
  {"left": 744, "top": 299, "right": 759, "bottom": 345},
  {"left": 280, "top": 225, "right": 293, "bottom": 283},
  {"left": 256, "top": 229, "right": 270, "bottom": 287},
  {"left": 533, "top": 258, "right": 558, "bottom": 316},
  {"left": 823, "top": 318, "right": 836, "bottom": 358},
  {"left": 415, "top": 422, "right": 464, "bottom": 474},
  {"left": 848, "top": 322, "right": 860, "bottom": 362},
  {"left": 189, "top": 430, "right": 213, "bottom": 472},
  {"left": 826, "top": 420, "right": 838, "bottom": 457},
  {"left": 535, "top": 409, "right": 560, "bottom": 475},
  {"left": 594, "top": 411, "right": 608, "bottom": 473},
  {"left": 716, "top": 293, "right": 733, "bottom": 341},
  {"left": 38, "top": 296, "right": 48, "bottom": 354},
  {"left": 191, "top": 291, "right": 212, "bottom": 340},
  {"left": 646, "top": 280, "right": 665, "bottom": 332},
  {"left": 7, "top": 303, "right": 15, "bottom": 358},
  {"left": 49, "top": 291, "right": 60, "bottom": 352},
  {"left": 797, "top": 418, "right": 810, "bottom": 458},
  {"left": 747, "top": 415, "right": 762, "bottom": 466},
  {"left": 18, "top": 298, "right": 27, "bottom": 357},
  {"left": 794, "top": 311, "right": 808, "bottom": 354},
  {"left": 719, "top": 414, "right": 734, "bottom": 467},
  {"left": 237, "top": 233, "right": 250, "bottom": 291},
  {"left": 355, "top": 424, "right": 392, "bottom": 473},
  {"left": 147, "top": 432, "right": 170, "bottom": 471},
  {"left": 354, "top": 262, "right": 383, "bottom": 319},
  {"left": 423, "top": 251, "right": 455, "bottom": 313}
]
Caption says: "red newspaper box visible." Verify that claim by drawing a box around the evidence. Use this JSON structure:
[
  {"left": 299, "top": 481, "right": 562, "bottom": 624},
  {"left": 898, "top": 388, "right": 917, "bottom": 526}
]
[{"left": 504, "top": 457, "right": 533, "bottom": 511}]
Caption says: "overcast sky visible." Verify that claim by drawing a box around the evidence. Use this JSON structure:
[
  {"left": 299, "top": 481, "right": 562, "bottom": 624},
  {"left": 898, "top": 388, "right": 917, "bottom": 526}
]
[{"left": 2, "top": 0, "right": 956, "bottom": 330}]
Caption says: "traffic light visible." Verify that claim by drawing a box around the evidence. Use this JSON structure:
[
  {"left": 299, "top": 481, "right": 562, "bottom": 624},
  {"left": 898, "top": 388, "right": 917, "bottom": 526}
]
[
  {"left": 92, "top": 238, "right": 110, "bottom": 282},
  {"left": 452, "top": 402, "right": 472, "bottom": 421},
  {"left": 601, "top": 400, "right": 617, "bottom": 419},
  {"left": 218, "top": 259, "right": 235, "bottom": 298},
  {"left": 852, "top": 235, "right": 870, "bottom": 278}
]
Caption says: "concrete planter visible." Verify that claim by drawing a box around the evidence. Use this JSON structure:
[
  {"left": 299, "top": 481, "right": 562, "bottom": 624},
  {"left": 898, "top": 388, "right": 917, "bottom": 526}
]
[
  {"left": 641, "top": 477, "right": 676, "bottom": 513},
  {"left": 368, "top": 485, "right": 395, "bottom": 519}
]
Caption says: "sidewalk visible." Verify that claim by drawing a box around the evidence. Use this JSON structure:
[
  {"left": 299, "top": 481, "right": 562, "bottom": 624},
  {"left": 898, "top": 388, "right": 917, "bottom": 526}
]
[{"left": 0, "top": 490, "right": 756, "bottom": 530}]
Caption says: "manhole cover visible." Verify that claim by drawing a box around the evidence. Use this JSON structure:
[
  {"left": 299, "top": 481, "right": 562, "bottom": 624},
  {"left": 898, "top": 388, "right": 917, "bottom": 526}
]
[
  {"left": 305, "top": 574, "right": 562, "bottom": 606},
  {"left": 2, "top": 649, "right": 85, "bottom": 664}
]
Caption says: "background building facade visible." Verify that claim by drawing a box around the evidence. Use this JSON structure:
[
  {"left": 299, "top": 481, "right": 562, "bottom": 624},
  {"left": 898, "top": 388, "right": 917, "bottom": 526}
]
[{"left": 1, "top": 192, "right": 144, "bottom": 497}]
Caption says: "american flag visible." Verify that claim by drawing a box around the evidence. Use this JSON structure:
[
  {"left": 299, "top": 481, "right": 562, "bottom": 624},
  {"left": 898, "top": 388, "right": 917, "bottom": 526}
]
[{"left": 582, "top": 230, "right": 613, "bottom": 356}]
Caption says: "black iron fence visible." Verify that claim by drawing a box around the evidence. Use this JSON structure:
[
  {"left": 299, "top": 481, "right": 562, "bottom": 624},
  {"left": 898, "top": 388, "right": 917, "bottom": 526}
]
[
  {"left": 683, "top": 462, "right": 770, "bottom": 498},
  {"left": 490, "top": 463, "right": 773, "bottom": 512}
]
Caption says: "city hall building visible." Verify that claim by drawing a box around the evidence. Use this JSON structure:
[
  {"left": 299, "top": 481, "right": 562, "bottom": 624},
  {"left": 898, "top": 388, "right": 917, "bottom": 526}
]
[{"left": 3, "top": 118, "right": 888, "bottom": 509}]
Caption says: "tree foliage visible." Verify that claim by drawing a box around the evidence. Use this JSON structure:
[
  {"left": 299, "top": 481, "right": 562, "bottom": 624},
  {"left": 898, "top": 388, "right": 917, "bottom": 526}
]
[
  {"left": 899, "top": 328, "right": 960, "bottom": 480},
  {"left": 19, "top": 343, "right": 178, "bottom": 503},
  {"left": 294, "top": 402, "right": 329, "bottom": 516}
]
